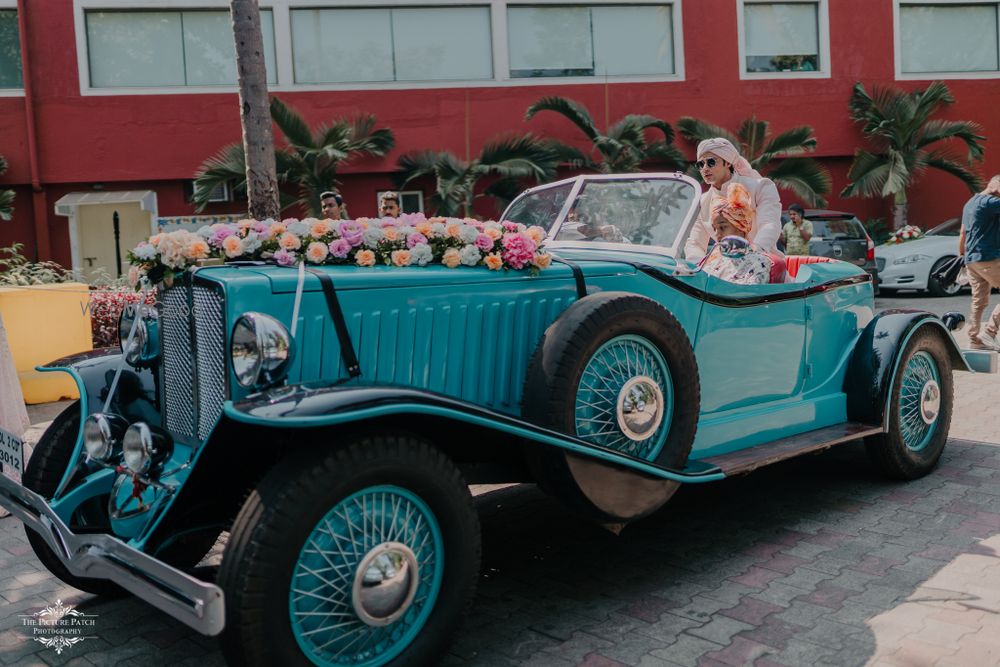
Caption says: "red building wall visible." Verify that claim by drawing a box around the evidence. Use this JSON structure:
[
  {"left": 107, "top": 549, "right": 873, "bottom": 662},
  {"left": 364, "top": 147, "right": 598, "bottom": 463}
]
[{"left": 1, "top": 0, "right": 999, "bottom": 261}]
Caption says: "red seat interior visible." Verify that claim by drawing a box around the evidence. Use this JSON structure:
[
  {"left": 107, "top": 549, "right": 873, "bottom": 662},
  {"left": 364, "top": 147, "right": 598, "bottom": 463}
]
[{"left": 785, "top": 255, "right": 832, "bottom": 278}]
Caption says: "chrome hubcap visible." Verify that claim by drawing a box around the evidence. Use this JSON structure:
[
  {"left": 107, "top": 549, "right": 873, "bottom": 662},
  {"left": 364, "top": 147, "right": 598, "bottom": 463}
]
[
  {"left": 920, "top": 380, "right": 941, "bottom": 425},
  {"left": 616, "top": 376, "right": 665, "bottom": 441},
  {"left": 352, "top": 542, "right": 419, "bottom": 627}
]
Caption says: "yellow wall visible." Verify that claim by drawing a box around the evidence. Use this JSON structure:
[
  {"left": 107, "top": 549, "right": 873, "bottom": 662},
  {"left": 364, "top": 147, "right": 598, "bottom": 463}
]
[{"left": 0, "top": 283, "right": 93, "bottom": 403}]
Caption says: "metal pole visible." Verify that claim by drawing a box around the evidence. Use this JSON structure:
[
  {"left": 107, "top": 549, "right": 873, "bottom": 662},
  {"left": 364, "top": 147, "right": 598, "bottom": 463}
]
[{"left": 113, "top": 210, "right": 122, "bottom": 277}]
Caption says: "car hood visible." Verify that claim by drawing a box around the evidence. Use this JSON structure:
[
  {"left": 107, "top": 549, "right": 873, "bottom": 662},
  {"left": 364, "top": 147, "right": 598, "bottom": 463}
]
[{"left": 875, "top": 236, "right": 959, "bottom": 259}]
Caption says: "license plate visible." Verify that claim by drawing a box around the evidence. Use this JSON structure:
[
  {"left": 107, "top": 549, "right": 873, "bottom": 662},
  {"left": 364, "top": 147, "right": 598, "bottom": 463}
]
[{"left": 0, "top": 427, "right": 23, "bottom": 477}]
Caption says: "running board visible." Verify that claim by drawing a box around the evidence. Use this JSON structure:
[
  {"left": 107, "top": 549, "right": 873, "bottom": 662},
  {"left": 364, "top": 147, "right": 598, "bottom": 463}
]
[{"left": 700, "top": 422, "right": 883, "bottom": 477}]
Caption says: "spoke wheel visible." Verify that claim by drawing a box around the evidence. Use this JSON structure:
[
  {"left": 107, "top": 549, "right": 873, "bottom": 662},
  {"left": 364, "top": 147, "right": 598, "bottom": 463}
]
[
  {"left": 219, "top": 433, "right": 479, "bottom": 667},
  {"left": 289, "top": 486, "right": 443, "bottom": 666},
  {"left": 575, "top": 334, "right": 673, "bottom": 460},
  {"left": 865, "top": 329, "right": 953, "bottom": 480}
]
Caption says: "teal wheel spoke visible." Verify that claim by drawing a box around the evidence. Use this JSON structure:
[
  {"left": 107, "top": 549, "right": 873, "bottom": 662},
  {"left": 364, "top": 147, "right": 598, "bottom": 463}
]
[
  {"left": 575, "top": 334, "right": 673, "bottom": 461},
  {"left": 290, "top": 485, "right": 444, "bottom": 666},
  {"left": 898, "top": 351, "right": 941, "bottom": 452}
]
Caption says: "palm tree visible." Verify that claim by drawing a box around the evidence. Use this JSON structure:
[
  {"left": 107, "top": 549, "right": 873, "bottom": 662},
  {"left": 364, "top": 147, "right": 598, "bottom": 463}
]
[
  {"left": 525, "top": 96, "right": 686, "bottom": 174},
  {"left": 194, "top": 97, "right": 394, "bottom": 216},
  {"left": 394, "top": 135, "right": 559, "bottom": 217},
  {"left": 0, "top": 155, "right": 13, "bottom": 221},
  {"left": 677, "top": 116, "right": 832, "bottom": 207},
  {"left": 230, "top": 0, "right": 279, "bottom": 219},
  {"left": 841, "top": 81, "right": 985, "bottom": 229}
]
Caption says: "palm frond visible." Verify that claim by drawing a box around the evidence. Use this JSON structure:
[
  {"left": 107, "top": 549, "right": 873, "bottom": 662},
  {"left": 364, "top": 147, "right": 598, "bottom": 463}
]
[
  {"left": 269, "top": 97, "right": 315, "bottom": 148},
  {"left": 0, "top": 188, "right": 13, "bottom": 221},
  {"left": 737, "top": 116, "right": 769, "bottom": 161},
  {"left": 841, "top": 149, "right": 891, "bottom": 199},
  {"left": 917, "top": 119, "right": 986, "bottom": 161},
  {"left": 610, "top": 115, "right": 675, "bottom": 145},
  {"left": 919, "top": 149, "right": 985, "bottom": 193},
  {"left": 643, "top": 141, "right": 688, "bottom": 171},
  {"left": 482, "top": 178, "right": 525, "bottom": 212},
  {"left": 759, "top": 126, "right": 818, "bottom": 164},
  {"left": 525, "top": 96, "right": 600, "bottom": 141},
  {"left": 764, "top": 158, "right": 831, "bottom": 207},
  {"left": 192, "top": 143, "right": 248, "bottom": 211},
  {"left": 543, "top": 140, "right": 595, "bottom": 170},
  {"left": 394, "top": 150, "right": 445, "bottom": 189},
  {"left": 0, "top": 154, "right": 8, "bottom": 176},
  {"left": 882, "top": 150, "right": 911, "bottom": 198},
  {"left": 910, "top": 80, "right": 955, "bottom": 126},
  {"left": 344, "top": 116, "right": 395, "bottom": 156},
  {"left": 676, "top": 117, "right": 739, "bottom": 146},
  {"left": 478, "top": 135, "right": 559, "bottom": 182}
]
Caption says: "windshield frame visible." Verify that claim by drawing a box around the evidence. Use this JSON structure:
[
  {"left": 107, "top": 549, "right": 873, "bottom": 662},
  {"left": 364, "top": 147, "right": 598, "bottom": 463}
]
[{"left": 500, "top": 172, "right": 702, "bottom": 258}]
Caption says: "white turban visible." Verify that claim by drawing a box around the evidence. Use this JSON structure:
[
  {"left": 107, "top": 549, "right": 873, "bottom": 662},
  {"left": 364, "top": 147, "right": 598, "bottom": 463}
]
[{"left": 696, "top": 138, "right": 762, "bottom": 179}]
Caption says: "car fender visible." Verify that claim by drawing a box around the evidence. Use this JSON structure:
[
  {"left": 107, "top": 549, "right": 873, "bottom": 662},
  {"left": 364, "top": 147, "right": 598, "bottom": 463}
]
[
  {"left": 844, "top": 309, "right": 970, "bottom": 427},
  {"left": 222, "top": 383, "right": 724, "bottom": 484}
]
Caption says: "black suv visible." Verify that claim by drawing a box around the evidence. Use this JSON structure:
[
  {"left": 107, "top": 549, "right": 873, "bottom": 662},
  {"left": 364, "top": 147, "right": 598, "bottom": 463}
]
[{"left": 781, "top": 209, "right": 879, "bottom": 288}]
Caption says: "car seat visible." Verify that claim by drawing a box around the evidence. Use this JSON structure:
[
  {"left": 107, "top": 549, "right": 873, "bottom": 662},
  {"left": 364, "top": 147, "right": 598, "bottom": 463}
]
[
  {"left": 785, "top": 255, "right": 832, "bottom": 279},
  {"left": 768, "top": 253, "right": 787, "bottom": 284}
]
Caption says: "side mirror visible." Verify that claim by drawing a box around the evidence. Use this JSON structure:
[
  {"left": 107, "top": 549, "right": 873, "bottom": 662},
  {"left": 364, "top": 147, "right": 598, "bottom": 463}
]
[{"left": 942, "top": 311, "right": 966, "bottom": 332}]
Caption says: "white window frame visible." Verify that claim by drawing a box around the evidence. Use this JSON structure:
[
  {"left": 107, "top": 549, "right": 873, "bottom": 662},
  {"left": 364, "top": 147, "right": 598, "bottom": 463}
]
[
  {"left": 736, "top": 0, "right": 830, "bottom": 80},
  {"left": 73, "top": 0, "right": 684, "bottom": 95},
  {"left": 0, "top": 0, "right": 23, "bottom": 97},
  {"left": 894, "top": 0, "right": 1000, "bottom": 80},
  {"left": 377, "top": 190, "right": 424, "bottom": 214}
]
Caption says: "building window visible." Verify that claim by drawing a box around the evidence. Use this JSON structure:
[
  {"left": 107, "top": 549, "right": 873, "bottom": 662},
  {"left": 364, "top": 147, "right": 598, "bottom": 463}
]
[
  {"left": 378, "top": 190, "right": 424, "bottom": 214},
  {"left": 739, "top": 0, "right": 828, "bottom": 76},
  {"left": 290, "top": 7, "right": 492, "bottom": 84},
  {"left": 0, "top": 10, "right": 22, "bottom": 88},
  {"left": 85, "top": 10, "right": 277, "bottom": 88},
  {"left": 899, "top": 3, "right": 999, "bottom": 74},
  {"left": 507, "top": 5, "right": 675, "bottom": 78}
]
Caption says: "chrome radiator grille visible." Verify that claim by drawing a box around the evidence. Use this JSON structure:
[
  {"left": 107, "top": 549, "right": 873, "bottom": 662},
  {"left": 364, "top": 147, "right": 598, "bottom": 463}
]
[{"left": 161, "top": 283, "right": 226, "bottom": 440}]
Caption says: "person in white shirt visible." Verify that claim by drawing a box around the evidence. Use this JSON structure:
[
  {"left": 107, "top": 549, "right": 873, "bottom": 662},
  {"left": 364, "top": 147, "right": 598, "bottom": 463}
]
[{"left": 683, "top": 138, "right": 782, "bottom": 263}]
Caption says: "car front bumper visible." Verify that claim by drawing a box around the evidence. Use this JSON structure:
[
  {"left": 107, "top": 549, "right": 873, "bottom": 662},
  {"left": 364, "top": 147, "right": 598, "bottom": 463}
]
[
  {"left": 0, "top": 473, "right": 225, "bottom": 636},
  {"left": 876, "top": 259, "right": 931, "bottom": 290}
]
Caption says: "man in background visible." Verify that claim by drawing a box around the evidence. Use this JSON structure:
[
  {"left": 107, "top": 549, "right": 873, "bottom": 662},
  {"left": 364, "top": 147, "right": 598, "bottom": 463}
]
[
  {"left": 379, "top": 191, "right": 401, "bottom": 218},
  {"left": 781, "top": 203, "right": 813, "bottom": 256},
  {"left": 320, "top": 191, "right": 346, "bottom": 220}
]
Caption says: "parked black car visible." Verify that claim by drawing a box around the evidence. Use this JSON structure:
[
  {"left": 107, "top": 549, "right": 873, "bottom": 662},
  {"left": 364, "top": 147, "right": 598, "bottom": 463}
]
[{"left": 781, "top": 209, "right": 879, "bottom": 288}]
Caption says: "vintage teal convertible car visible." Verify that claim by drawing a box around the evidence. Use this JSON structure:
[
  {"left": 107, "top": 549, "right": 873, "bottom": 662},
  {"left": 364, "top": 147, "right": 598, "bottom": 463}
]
[{"left": 0, "top": 173, "right": 980, "bottom": 666}]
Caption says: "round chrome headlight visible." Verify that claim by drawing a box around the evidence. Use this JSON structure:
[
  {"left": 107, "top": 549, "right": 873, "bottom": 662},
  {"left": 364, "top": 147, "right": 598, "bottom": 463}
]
[
  {"left": 83, "top": 413, "right": 128, "bottom": 461},
  {"left": 122, "top": 423, "right": 172, "bottom": 475},
  {"left": 231, "top": 312, "right": 294, "bottom": 388},
  {"left": 118, "top": 304, "right": 159, "bottom": 366}
]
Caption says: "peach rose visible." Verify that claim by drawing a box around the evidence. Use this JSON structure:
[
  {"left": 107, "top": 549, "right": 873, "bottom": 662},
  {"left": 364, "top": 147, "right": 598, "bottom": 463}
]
[
  {"left": 279, "top": 232, "right": 302, "bottom": 250},
  {"left": 186, "top": 239, "right": 210, "bottom": 259},
  {"left": 484, "top": 253, "right": 503, "bottom": 271},
  {"left": 268, "top": 223, "right": 287, "bottom": 238},
  {"left": 391, "top": 249, "right": 412, "bottom": 267},
  {"left": 446, "top": 223, "right": 462, "bottom": 238},
  {"left": 311, "top": 221, "right": 331, "bottom": 237},
  {"left": 127, "top": 265, "right": 141, "bottom": 287},
  {"left": 442, "top": 248, "right": 461, "bottom": 268},
  {"left": 531, "top": 252, "right": 552, "bottom": 269},
  {"left": 306, "top": 241, "right": 329, "bottom": 263},
  {"left": 415, "top": 222, "right": 433, "bottom": 237},
  {"left": 149, "top": 234, "right": 163, "bottom": 247},
  {"left": 355, "top": 249, "right": 376, "bottom": 267},
  {"left": 383, "top": 227, "right": 399, "bottom": 242},
  {"left": 222, "top": 235, "right": 244, "bottom": 258},
  {"left": 483, "top": 227, "right": 502, "bottom": 241},
  {"left": 526, "top": 226, "right": 546, "bottom": 244}
]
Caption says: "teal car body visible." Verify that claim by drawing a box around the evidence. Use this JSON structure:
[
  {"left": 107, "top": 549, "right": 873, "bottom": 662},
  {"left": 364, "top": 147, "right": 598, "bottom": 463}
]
[{"left": 0, "top": 173, "right": 976, "bottom": 666}]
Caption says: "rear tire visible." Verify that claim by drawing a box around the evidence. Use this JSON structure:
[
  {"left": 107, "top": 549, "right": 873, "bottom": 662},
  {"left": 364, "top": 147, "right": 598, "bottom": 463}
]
[
  {"left": 218, "top": 433, "right": 480, "bottom": 667},
  {"left": 22, "top": 402, "right": 122, "bottom": 597},
  {"left": 865, "top": 330, "right": 953, "bottom": 480}
]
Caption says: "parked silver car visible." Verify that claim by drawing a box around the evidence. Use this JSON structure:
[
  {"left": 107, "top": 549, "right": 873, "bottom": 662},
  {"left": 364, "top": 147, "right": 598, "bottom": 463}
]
[{"left": 876, "top": 218, "right": 965, "bottom": 297}]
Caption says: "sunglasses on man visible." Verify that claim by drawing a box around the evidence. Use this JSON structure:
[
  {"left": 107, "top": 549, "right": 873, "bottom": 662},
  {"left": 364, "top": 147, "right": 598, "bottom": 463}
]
[{"left": 695, "top": 157, "right": 719, "bottom": 170}]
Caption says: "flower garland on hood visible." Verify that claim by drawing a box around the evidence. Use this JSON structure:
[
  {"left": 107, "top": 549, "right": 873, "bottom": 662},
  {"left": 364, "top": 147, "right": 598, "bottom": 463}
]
[{"left": 127, "top": 213, "right": 552, "bottom": 287}]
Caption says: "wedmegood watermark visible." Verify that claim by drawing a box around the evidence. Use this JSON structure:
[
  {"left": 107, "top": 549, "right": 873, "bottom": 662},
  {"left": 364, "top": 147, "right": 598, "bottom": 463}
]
[{"left": 18, "top": 599, "right": 99, "bottom": 655}]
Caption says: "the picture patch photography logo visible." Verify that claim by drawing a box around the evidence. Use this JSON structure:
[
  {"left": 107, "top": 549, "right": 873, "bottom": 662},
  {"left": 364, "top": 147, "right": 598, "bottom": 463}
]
[{"left": 18, "top": 599, "right": 99, "bottom": 654}]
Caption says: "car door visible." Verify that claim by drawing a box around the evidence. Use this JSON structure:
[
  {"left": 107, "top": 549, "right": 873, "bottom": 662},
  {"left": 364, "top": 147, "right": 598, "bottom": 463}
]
[
  {"left": 692, "top": 276, "right": 807, "bottom": 414},
  {"left": 808, "top": 216, "right": 867, "bottom": 266}
]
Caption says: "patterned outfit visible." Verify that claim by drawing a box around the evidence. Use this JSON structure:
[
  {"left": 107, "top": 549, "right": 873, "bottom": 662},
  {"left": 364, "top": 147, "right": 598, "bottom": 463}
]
[
  {"left": 782, "top": 219, "right": 813, "bottom": 256},
  {"left": 702, "top": 250, "right": 774, "bottom": 285}
]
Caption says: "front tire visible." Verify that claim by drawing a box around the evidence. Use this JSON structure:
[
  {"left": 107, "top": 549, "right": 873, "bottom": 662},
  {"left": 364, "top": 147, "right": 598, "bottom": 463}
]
[
  {"left": 865, "top": 330, "right": 953, "bottom": 480},
  {"left": 22, "top": 402, "right": 121, "bottom": 597},
  {"left": 218, "top": 433, "right": 480, "bottom": 667},
  {"left": 927, "top": 256, "right": 962, "bottom": 297}
]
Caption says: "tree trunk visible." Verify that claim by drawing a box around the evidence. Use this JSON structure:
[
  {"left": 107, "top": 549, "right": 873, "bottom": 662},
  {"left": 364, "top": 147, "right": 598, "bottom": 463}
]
[
  {"left": 230, "top": 0, "right": 279, "bottom": 220},
  {"left": 892, "top": 191, "right": 908, "bottom": 230}
]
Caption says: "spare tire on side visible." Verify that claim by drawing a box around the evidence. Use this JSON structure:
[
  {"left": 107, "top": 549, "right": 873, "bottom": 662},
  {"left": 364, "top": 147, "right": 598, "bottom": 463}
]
[{"left": 522, "top": 291, "right": 700, "bottom": 523}]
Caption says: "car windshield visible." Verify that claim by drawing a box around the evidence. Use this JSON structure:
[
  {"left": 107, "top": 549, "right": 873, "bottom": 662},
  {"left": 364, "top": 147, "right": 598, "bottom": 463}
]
[
  {"left": 926, "top": 218, "right": 960, "bottom": 236},
  {"left": 501, "top": 182, "right": 574, "bottom": 230},
  {"left": 810, "top": 217, "right": 865, "bottom": 240}
]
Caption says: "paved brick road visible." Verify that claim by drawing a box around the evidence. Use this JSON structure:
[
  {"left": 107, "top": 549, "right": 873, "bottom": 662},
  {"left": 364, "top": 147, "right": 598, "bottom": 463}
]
[{"left": 2, "top": 291, "right": 999, "bottom": 666}]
